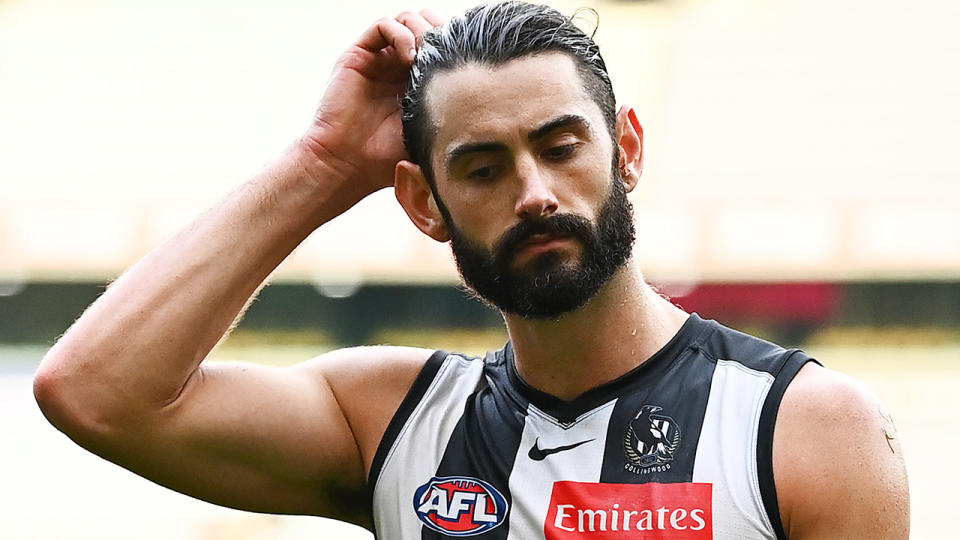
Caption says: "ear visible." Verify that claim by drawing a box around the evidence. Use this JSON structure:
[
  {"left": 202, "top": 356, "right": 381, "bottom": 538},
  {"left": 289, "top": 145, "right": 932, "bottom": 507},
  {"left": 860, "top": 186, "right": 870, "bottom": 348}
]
[
  {"left": 615, "top": 105, "right": 644, "bottom": 193},
  {"left": 395, "top": 160, "right": 451, "bottom": 242}
]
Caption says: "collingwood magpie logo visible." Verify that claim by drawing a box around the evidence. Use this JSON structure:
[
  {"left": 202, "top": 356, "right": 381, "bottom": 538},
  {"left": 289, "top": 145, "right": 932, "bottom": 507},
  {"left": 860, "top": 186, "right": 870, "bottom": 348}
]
[{"left": 623, "top": 405, "right": 681, "bottom": 474}]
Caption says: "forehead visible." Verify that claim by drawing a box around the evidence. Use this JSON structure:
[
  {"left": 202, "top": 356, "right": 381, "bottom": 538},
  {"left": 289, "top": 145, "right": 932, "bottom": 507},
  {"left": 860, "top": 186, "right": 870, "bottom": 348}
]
[{"left": 425, "top": 53, "right": 601, "bottom": 162}]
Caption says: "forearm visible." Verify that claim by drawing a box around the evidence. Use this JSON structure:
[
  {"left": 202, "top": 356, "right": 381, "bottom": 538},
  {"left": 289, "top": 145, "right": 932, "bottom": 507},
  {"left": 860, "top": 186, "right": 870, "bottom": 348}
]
[{"left": 35, "top": 141, "right": 365, "bottom": 428}]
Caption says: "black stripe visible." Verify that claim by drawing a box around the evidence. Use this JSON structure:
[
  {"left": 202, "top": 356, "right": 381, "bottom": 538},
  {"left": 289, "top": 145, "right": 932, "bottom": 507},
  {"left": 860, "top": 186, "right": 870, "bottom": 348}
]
[
  {"left": 599, "top": 342, "right": 716, "bottom": 483},
  {"left": 368, "top": 350, "right": 447, "bottom": 492},
  {"left": 756, "top": 350, "right": 820, "bottom": 540},
  {"left": 505, "top": 314, "right": 711, "bottom": 424},
  {"left": 420, "top": 350, "right": 527, "bottom": 539}
]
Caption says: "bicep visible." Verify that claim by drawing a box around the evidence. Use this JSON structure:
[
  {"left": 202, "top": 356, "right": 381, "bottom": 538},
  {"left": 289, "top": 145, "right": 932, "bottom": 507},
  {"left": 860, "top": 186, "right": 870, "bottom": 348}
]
[
  {"left": 86, "top": 348, "right": 420, "bottom": 525},
  {"left": 773, "top": 363, "right": 910, "bottom": 539}
]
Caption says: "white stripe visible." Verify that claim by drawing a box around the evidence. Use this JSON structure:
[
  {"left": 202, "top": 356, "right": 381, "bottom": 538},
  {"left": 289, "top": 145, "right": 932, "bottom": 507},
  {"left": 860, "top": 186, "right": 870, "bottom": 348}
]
[
  {"left": 372, "top": 354, "right": 486, "bottom": 537},
  {"left": 505, "top": 400, "right": 617, "bottom": 539},
  {"left": 692, "top": 359, "right": 776, "bottom": 539}
]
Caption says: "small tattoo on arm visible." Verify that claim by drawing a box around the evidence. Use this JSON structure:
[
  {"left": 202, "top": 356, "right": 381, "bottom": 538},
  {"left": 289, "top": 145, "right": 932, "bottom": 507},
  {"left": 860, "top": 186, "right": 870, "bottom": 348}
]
[
  {"left": 883, "top": 429, "right": 896, "bottom": 453},
  {"left": 879, "top": 408, "right": 898, "bottom": 454}
]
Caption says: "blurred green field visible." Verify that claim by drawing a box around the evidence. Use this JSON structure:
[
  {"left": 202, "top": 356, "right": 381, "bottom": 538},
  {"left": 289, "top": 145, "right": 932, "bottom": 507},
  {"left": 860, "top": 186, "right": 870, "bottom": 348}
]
[
  {"left": 209, "top": 332, "right": 959, "bottom": 539},
  {"left": 805, "top": 344, "right": 959, "bottom": 540},
  {"left": 5, "top": 336, "right": 957, "bottom": 538}
]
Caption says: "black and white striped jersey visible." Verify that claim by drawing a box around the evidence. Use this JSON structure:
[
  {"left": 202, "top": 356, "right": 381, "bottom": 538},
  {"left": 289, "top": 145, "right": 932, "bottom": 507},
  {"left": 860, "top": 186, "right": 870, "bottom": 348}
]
[{"left": 369, "top": 314, "right": 816, "bottom": 539}]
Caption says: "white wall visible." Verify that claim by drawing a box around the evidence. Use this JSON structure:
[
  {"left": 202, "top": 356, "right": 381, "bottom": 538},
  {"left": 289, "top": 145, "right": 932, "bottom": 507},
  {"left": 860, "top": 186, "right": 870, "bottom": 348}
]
[{"left": 1, "top": 0, "right": 957, "bottom": 283}]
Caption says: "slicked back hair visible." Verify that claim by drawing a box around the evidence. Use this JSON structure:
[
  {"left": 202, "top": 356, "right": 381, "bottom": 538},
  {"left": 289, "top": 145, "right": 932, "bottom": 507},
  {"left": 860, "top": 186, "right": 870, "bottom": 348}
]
[{"left": 401, "top": 1, "right": 617, "bottom": 186}]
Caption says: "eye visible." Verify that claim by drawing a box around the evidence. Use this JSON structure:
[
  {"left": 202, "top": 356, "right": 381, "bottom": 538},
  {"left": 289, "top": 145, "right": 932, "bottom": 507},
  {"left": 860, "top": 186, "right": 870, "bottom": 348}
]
[
  {"left": 467, "top": 164, "right": 501, "bottom": 181},
  {"left": 543, "top": 143, "right": 579, "bottom": 161}
]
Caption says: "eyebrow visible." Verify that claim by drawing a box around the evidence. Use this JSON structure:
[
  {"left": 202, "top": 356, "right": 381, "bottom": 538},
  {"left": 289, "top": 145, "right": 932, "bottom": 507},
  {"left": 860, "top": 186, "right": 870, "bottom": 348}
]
[
  {"left": 446, "top": 142, "right": 508, "bottom": 170},
  {"left": 444, "top": 114, "right": 592, "bottom": 170},
  {"left": 527, "top": 114, "right": 591, "bottom": 142}
]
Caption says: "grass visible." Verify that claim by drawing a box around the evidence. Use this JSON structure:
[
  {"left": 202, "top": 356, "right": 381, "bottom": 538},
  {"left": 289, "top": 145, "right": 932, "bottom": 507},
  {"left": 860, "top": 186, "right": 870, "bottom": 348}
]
[
  {"left": 7, "top": 327, "right": 956, "bottom": 537},
  {"left": 206, "top": 332, "right": 957, "bottom": 538}
]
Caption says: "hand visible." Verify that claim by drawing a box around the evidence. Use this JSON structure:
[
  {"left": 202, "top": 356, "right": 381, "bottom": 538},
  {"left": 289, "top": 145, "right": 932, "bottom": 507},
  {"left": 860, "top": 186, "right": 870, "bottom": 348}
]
[{"left": 299, "top": 10, "right": 445, "bottom": 198}]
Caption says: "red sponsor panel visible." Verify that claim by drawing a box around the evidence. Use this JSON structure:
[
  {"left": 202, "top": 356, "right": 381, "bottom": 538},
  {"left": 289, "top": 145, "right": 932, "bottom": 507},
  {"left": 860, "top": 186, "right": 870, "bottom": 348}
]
[{"left": 545, "top": 481, "right": 712, "bottom": 539}]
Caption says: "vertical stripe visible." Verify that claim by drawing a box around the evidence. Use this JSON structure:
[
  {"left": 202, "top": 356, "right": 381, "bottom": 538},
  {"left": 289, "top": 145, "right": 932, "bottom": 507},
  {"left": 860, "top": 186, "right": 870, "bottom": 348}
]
[
  {"left": 420, "top": 357, "right": 528, "bottom": 539},
  {"left": 505, "top": 400, "right": 617, "bottom": 539},
  {"left": 599, "top": 345, "right": 714, "bottom": 484},
  {"left": 369, "top": 350, "right": 447, "bottom": 490},
  {"left": 692, "top": 359, "right": 775, "bottom": 539},
  {"left": 757, "top": 351, "right": 817, "bottom": 540},
  {"left": 373, "top": 354, "right": 487, "bottom": 538}
]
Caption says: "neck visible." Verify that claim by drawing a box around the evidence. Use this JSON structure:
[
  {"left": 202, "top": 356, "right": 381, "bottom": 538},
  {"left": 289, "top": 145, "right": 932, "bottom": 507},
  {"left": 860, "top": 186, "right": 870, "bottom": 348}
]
[{"left": 502, "top": 259, "right": 689, "bottom": 401}]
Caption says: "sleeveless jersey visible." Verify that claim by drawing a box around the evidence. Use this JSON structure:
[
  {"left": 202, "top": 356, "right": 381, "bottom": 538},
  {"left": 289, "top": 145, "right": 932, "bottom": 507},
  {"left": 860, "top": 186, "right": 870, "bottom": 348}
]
[{"left": 369, "top": 314, "right": 817, "bottom": 539}]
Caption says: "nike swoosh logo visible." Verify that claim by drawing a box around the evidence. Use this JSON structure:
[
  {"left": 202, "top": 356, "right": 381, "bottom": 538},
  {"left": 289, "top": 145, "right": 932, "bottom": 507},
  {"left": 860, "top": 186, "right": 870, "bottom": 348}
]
[{"left": 528, "top": 437, "right": 594, "bottom": 461}]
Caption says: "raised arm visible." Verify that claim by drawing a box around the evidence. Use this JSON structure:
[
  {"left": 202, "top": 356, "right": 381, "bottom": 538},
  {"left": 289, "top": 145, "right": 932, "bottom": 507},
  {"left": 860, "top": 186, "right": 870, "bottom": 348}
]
[
  {"left": 33, "top": 10, "right": 443, "bottom": 527},
  {"left": 774, "top": 363, "right": 910, "bottom": 538}
]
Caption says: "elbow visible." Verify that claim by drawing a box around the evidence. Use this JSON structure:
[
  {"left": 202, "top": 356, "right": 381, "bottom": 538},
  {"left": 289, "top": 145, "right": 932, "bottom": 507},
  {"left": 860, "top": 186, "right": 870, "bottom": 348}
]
[
  {"left": 34, "top": 356, "right": 73, "bottom": 429},
  {"left": 34, "top": 344, "right": 84, "bottom": 432},
  {"left": 33, "top": 361, "right": 58, "bottom": 417},
  {"left": 33, "top": 344, "right": 119, "bottom": 441}
]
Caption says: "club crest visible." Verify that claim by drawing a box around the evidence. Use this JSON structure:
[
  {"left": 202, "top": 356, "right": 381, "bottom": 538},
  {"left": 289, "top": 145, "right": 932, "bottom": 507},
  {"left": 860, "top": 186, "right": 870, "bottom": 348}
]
[{"left": 624, "top": 405, "right": 681, "bottom": 474}]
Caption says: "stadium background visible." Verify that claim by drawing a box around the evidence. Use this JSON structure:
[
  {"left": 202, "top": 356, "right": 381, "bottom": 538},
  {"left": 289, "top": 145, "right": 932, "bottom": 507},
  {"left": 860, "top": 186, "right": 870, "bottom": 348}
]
[{"left": 1, "top": 0, "right": 957, "bottom": 537}]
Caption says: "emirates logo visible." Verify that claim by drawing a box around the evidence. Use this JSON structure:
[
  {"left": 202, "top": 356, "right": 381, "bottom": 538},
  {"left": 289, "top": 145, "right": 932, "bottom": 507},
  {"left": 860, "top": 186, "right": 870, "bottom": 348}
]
[
  {"left": 623, "top": 405, "right": 681, "bottom": 474},
  {"left": 543, "top": 481, "right": 712, "bottom": 539}
]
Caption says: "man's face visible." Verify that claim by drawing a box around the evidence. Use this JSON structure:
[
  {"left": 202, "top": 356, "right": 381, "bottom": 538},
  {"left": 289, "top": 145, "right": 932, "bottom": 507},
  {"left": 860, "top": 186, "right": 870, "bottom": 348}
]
[
  {"left": 424, "top": 52, "right": 635, "bottom": 318},
  {"left": 443, "top": 174, "right": 635, "bottom": 318}
]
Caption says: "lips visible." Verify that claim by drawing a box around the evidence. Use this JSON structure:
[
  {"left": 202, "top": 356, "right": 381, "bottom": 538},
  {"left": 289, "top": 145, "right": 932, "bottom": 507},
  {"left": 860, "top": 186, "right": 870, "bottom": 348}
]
[
  {"left": 516, "top": 233, "right": 573, "bottom": 257},
  {"left": 492, "top": 215, "right": 590, "bottom": 267},
  {"left": 522, "top": 233, "right": 566, "bottom": 246}
]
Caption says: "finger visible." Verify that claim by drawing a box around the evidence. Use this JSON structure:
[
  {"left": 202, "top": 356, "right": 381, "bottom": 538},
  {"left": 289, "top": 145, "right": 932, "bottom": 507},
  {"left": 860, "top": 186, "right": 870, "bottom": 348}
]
[
  {"left": 395, "top": 10, "right": 434, "bottom": 41},
  {"left": 355, "top": 17, "right": 418, "bottom": 63},
  {"left": 419, "top": 9, "right": 448, "bottom": 27}
]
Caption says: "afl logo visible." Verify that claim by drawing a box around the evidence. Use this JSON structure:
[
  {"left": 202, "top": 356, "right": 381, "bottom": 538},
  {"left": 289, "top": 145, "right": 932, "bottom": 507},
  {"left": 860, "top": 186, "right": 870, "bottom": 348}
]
[
  {"left": 413, "top": 476, "right": 508, "bottom": 536},
  {"left": 624, "top": 405, "right": 682, "bottom": 472}
]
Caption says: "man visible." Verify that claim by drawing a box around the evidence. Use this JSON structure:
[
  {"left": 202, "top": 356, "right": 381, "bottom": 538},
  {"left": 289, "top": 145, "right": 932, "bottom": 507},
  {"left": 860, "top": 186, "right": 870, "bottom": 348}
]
[{"left": 34, "top": 2, "right": 908, "bottom": 538}]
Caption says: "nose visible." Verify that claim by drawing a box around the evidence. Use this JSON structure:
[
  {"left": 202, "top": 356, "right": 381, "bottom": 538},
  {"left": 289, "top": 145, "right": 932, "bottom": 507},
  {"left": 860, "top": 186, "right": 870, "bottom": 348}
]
[{"left": 514, "top": 158, "right": 559, "bottom": 220}]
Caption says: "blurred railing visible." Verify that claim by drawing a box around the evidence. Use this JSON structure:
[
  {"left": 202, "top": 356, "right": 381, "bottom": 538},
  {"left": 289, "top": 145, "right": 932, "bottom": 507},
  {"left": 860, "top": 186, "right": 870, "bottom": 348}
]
[{"left": 1, "top": 195, "right": 957, "bottom": 284}]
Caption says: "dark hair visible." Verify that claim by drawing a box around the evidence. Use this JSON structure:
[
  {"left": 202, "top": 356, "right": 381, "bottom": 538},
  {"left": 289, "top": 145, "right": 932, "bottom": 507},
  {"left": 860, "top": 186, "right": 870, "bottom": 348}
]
[{"left": 401, "top": 1, "right": 617, "bottom": 185}]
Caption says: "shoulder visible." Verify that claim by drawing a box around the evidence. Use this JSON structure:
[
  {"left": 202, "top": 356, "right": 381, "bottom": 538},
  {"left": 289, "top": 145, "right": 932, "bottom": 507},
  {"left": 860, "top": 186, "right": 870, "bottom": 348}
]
[
  {"left": 305, "top": 345, "right": 438, "bottom": 387},
  {"left": 773, "top": 362, "right": 909, "bottom": 539},
  {"left": 694, "top": 316, "right": 801, "bottom": 376},
  {"left": 300, "top": 346, "right": 440, "bottom": 477}
]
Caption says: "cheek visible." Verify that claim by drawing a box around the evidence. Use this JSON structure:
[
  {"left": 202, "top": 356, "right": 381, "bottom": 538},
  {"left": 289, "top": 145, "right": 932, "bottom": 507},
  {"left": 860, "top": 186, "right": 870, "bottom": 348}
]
[
  {"left": 437, "top": 192, "right": 501, "bottom": 245},
  {"left": 559, "top": 162, "right": 613, "bottom": 214},
  {"left": 441, "top": 179, "right": 513, "bottom": 221}
]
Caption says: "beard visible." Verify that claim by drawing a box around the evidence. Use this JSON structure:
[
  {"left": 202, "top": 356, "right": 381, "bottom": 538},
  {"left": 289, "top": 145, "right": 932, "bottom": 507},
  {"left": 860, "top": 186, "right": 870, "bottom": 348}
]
[{"left": 441, "top": 173, "right": 636, "bottom": 319}]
